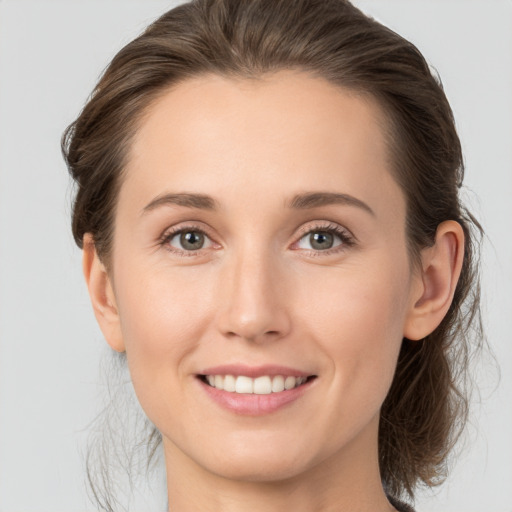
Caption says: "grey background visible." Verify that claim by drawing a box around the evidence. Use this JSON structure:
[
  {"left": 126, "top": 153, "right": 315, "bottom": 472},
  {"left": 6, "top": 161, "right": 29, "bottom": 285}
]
[{"left": 0, "top": 1, "right": 511, "bottom": 511}]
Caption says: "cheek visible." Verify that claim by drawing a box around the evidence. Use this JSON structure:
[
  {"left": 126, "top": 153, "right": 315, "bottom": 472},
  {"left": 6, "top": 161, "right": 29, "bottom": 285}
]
[
  {"left": 112, "top": 263, "right": 214, "bottom": 392},
  {"left": 111, "top": 263, "right": 222, "bottom": 434},
  {"left": 297, "top": 254, "right": 411, "bottom": 390}
]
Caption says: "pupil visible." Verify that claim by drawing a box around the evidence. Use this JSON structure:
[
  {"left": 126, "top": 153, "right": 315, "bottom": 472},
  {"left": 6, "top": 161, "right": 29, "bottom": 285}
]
[
  {"left": 181, "top": 231, "right": 204, "bottom": 250},
  {"left": 310, "top": 232, "right": 333, "bottom": 250}
]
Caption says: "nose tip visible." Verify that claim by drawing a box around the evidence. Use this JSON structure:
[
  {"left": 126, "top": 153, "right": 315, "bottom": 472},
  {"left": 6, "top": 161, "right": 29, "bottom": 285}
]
[
  {"left": 223, "top": 315, "right": 285, "bottom": 344},
  {"left": 216, "top": 258, "right": 291, "bottom": 344}
]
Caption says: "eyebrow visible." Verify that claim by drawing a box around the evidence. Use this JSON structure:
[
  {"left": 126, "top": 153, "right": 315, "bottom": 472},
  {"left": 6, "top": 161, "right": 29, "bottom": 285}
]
[
  {"left": 141, "top": 191, "right": 374, "bottom": 216},
  {"left": 142, "top": 192, "right": 219, "bottom": 214},
  {"left": 287, "top": 192, "right": 375, "bottom": 216}
]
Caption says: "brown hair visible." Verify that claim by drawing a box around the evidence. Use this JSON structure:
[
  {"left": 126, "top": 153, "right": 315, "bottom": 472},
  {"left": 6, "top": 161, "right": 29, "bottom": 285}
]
[{"left": 62, "top": 0, "right": 484, "bottom": 507}]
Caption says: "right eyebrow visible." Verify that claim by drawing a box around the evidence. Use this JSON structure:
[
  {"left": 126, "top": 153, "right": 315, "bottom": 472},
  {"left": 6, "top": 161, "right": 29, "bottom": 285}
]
[
  {"left": 141, "top": 193, "right": 219, "bottom": 215},
  {"left": 287, "top": 191, "right": 375, "bottom": 217}
]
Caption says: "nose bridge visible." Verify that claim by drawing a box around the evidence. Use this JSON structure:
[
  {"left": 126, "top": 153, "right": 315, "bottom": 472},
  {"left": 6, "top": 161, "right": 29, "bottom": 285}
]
[{"left": 217, "top": 241, "right": 290, "bottom": 343}]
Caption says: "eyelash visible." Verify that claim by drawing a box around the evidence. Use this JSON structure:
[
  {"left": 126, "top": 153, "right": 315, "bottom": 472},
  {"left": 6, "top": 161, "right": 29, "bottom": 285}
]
[
  {"left": 158, "top": 221, "right": 355, "bottom": 257},
  {"left": 158, "top": 222, "right": 215, "bottom": 258},
  {"left": 294, "top": 222, "right": 355, "bottom": 256}
]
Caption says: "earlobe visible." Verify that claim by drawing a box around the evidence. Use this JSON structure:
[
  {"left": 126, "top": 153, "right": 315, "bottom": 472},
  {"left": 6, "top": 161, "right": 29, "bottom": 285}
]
[
  {"left": 404, "top": 220, "right": 465, "bottom": 341},
  {"left": 82, "top": 234, "right": 125, "bottom": 352}
]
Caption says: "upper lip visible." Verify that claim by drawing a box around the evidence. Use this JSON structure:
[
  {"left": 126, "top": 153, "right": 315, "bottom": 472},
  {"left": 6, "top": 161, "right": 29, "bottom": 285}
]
[{"left": 198, "top": 364, "right": 314, "bottom": 378}]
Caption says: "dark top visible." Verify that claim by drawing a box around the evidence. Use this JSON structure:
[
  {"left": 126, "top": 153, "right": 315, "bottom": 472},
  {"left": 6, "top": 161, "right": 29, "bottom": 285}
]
[{"left": 387, "top": 494, "right": 416, "bottom": 512}]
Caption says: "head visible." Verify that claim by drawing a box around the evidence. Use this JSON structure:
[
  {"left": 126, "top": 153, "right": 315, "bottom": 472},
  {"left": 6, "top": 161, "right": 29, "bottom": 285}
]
[{"left": 62, "top": 0, "right": 482, "bottom": 505}]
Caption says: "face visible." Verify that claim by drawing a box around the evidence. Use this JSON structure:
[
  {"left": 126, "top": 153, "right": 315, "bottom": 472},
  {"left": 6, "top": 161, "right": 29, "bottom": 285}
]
[{"left": 105, "top": 70, "right": 421, "bottom": 483}]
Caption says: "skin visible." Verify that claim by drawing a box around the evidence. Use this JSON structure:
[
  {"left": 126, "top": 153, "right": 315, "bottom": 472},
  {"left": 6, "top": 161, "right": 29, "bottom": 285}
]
[{"left": 83, "top": 70, "right": 464, "bottom": 512}]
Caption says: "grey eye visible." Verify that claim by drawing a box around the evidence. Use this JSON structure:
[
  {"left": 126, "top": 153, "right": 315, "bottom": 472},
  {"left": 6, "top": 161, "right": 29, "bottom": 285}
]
[
  {"left": 168, "top": 230, "right": 212, "bottom": 251},
  {"left": 309, "top": 232, "right": 334, "bottom": 250},
  {"left": 180, "top": 231, "right": 204, "bottom": 250},
  {"left": 297, "top": 230, "right": 344, "bottom": 251}
]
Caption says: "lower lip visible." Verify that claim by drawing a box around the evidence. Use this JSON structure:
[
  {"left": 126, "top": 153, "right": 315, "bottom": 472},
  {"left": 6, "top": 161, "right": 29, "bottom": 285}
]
[{"left": 198, "top": 377, "right": 315, "bottom": 415}]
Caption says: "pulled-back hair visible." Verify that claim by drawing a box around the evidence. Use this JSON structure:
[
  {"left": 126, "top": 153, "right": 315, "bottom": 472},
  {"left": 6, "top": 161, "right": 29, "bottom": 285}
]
[{"left": 62, "top": 0, "right": 484, "bottom": 508}]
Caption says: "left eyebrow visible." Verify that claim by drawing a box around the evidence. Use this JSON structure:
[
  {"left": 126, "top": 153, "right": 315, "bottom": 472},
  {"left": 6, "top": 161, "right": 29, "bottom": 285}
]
[
  {"left": 141, "top": 192, "right": 219, "bottom": 215},
  {"left": 287, "top": 191, "right": 375, "bottom": 216}
]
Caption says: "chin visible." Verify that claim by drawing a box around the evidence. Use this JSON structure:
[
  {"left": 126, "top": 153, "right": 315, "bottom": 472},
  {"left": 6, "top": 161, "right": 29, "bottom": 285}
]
[
  {"left": 192, "top": 437, "right": 324, "bottom": 483},
  {"left": 209, "top": 455, "right": 311, "bottom": 483}
]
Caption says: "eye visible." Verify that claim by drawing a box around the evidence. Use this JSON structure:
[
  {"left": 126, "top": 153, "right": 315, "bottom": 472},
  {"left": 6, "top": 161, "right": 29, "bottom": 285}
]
[
  {"left": 294, "top": 223, "right": 354, "bottom": 253},
  {"left": 160, "top": 226, "right": 215, "bottom": 254},
  {"left": 298, "top": 231, "right": 339, "bottom": 251}
]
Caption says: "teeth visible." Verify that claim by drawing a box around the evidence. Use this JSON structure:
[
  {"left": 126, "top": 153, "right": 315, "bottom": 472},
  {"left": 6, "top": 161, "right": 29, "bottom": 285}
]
[
  {"left": 253, "top": 376, "right": 272, "bottom": 395},
  {"left": 235, "top": 376, "right": 253, "bottom": 394},
  {"left": 223, "top": 374, "right": 236, "bottom": 392},
  {"left": 204, "top": 374, "right": 308, "bottom": 394},
  {"left": 271, "top": 375, "right": 285, "bottom": 392},
  {"left": 284, "top": 376, "right": 296, "bottom": 390}
]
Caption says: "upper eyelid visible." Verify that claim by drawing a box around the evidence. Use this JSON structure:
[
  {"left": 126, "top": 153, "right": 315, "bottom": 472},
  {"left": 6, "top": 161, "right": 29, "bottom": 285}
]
[
  {"left": 162, "top": 221, "right": 350, "bottom": 238},
  {"left": 161, "top": 221, "right": 214, "bottom": 238},
  {"left": 294, "top": 221, "right": 356, "bottom": 245},
  {"left": 295, "top": 221, "right": 351, "bottom": 236}
]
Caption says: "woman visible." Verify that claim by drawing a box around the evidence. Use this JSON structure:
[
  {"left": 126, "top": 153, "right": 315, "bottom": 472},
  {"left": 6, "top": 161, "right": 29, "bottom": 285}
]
[{"left": 62, "top": 0, "right": 483, "bottom": 511}]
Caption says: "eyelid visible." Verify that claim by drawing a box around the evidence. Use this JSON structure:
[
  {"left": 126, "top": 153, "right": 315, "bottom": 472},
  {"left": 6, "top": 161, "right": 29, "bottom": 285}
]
[
  {"left": 294, "top": 221, "right": 353, "bottom": 239},
  {"left": 291, "top": 221, "right": 356, "bottom": 254},
  {"left": 158, "top": 222, "right": 220, "bottom": 256}
]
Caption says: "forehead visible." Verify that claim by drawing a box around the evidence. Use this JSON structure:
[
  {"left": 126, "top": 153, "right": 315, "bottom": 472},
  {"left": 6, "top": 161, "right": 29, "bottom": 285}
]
[{"left": 122, "top": 70, "right": 404, "bottom": 221}]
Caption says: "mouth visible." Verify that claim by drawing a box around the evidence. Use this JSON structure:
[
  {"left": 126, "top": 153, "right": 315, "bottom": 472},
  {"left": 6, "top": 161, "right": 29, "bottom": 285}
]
[
  {"left": 198, "top": 374, "right": 317, "bottom": 394},
  {"left": 196, "top": 366, "right": 318, "bottom": 415}
]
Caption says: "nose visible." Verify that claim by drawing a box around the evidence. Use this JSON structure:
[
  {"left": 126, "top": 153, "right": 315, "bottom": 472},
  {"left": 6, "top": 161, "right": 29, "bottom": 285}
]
[{"left": 216, "top": 249, "right": 292, "bottom": 344}]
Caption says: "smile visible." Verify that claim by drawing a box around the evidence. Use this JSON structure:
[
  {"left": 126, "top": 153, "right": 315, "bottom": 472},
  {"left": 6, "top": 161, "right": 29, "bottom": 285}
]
[
  {"left": 202, "top": 374, "right": 310, "bottom": 394},
  {"left": 197, "top": 365, "right": 317, "bottom": 414}
]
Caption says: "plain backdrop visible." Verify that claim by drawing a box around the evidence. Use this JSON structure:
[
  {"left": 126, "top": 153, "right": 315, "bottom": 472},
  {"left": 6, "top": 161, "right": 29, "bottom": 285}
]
[{"left": 0, "top": 1, "right": 511, "bottom": 511}]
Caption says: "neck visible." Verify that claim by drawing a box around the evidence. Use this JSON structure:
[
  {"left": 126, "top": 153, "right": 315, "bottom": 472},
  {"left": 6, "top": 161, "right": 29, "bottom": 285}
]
[{"left": 163, "top": 416, "right": 396, "bottom": 512}]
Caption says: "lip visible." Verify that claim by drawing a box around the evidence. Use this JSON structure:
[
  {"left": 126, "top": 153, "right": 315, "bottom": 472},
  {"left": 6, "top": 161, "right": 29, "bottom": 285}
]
[
  {"left": 196, "top": 365, "right": 317, "bottom": 416},
  {"left": 198, "top": 364, "right": 313, "bottom": 378}
]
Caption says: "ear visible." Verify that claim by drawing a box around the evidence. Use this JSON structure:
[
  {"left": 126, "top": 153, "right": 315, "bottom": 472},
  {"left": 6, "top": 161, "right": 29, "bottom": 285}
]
[
  {"left": 404, "top": 220, "right": 465, "bottom": 341},
  {"left": 82, "top": 234, "right": 125, "bottom": 352}
]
